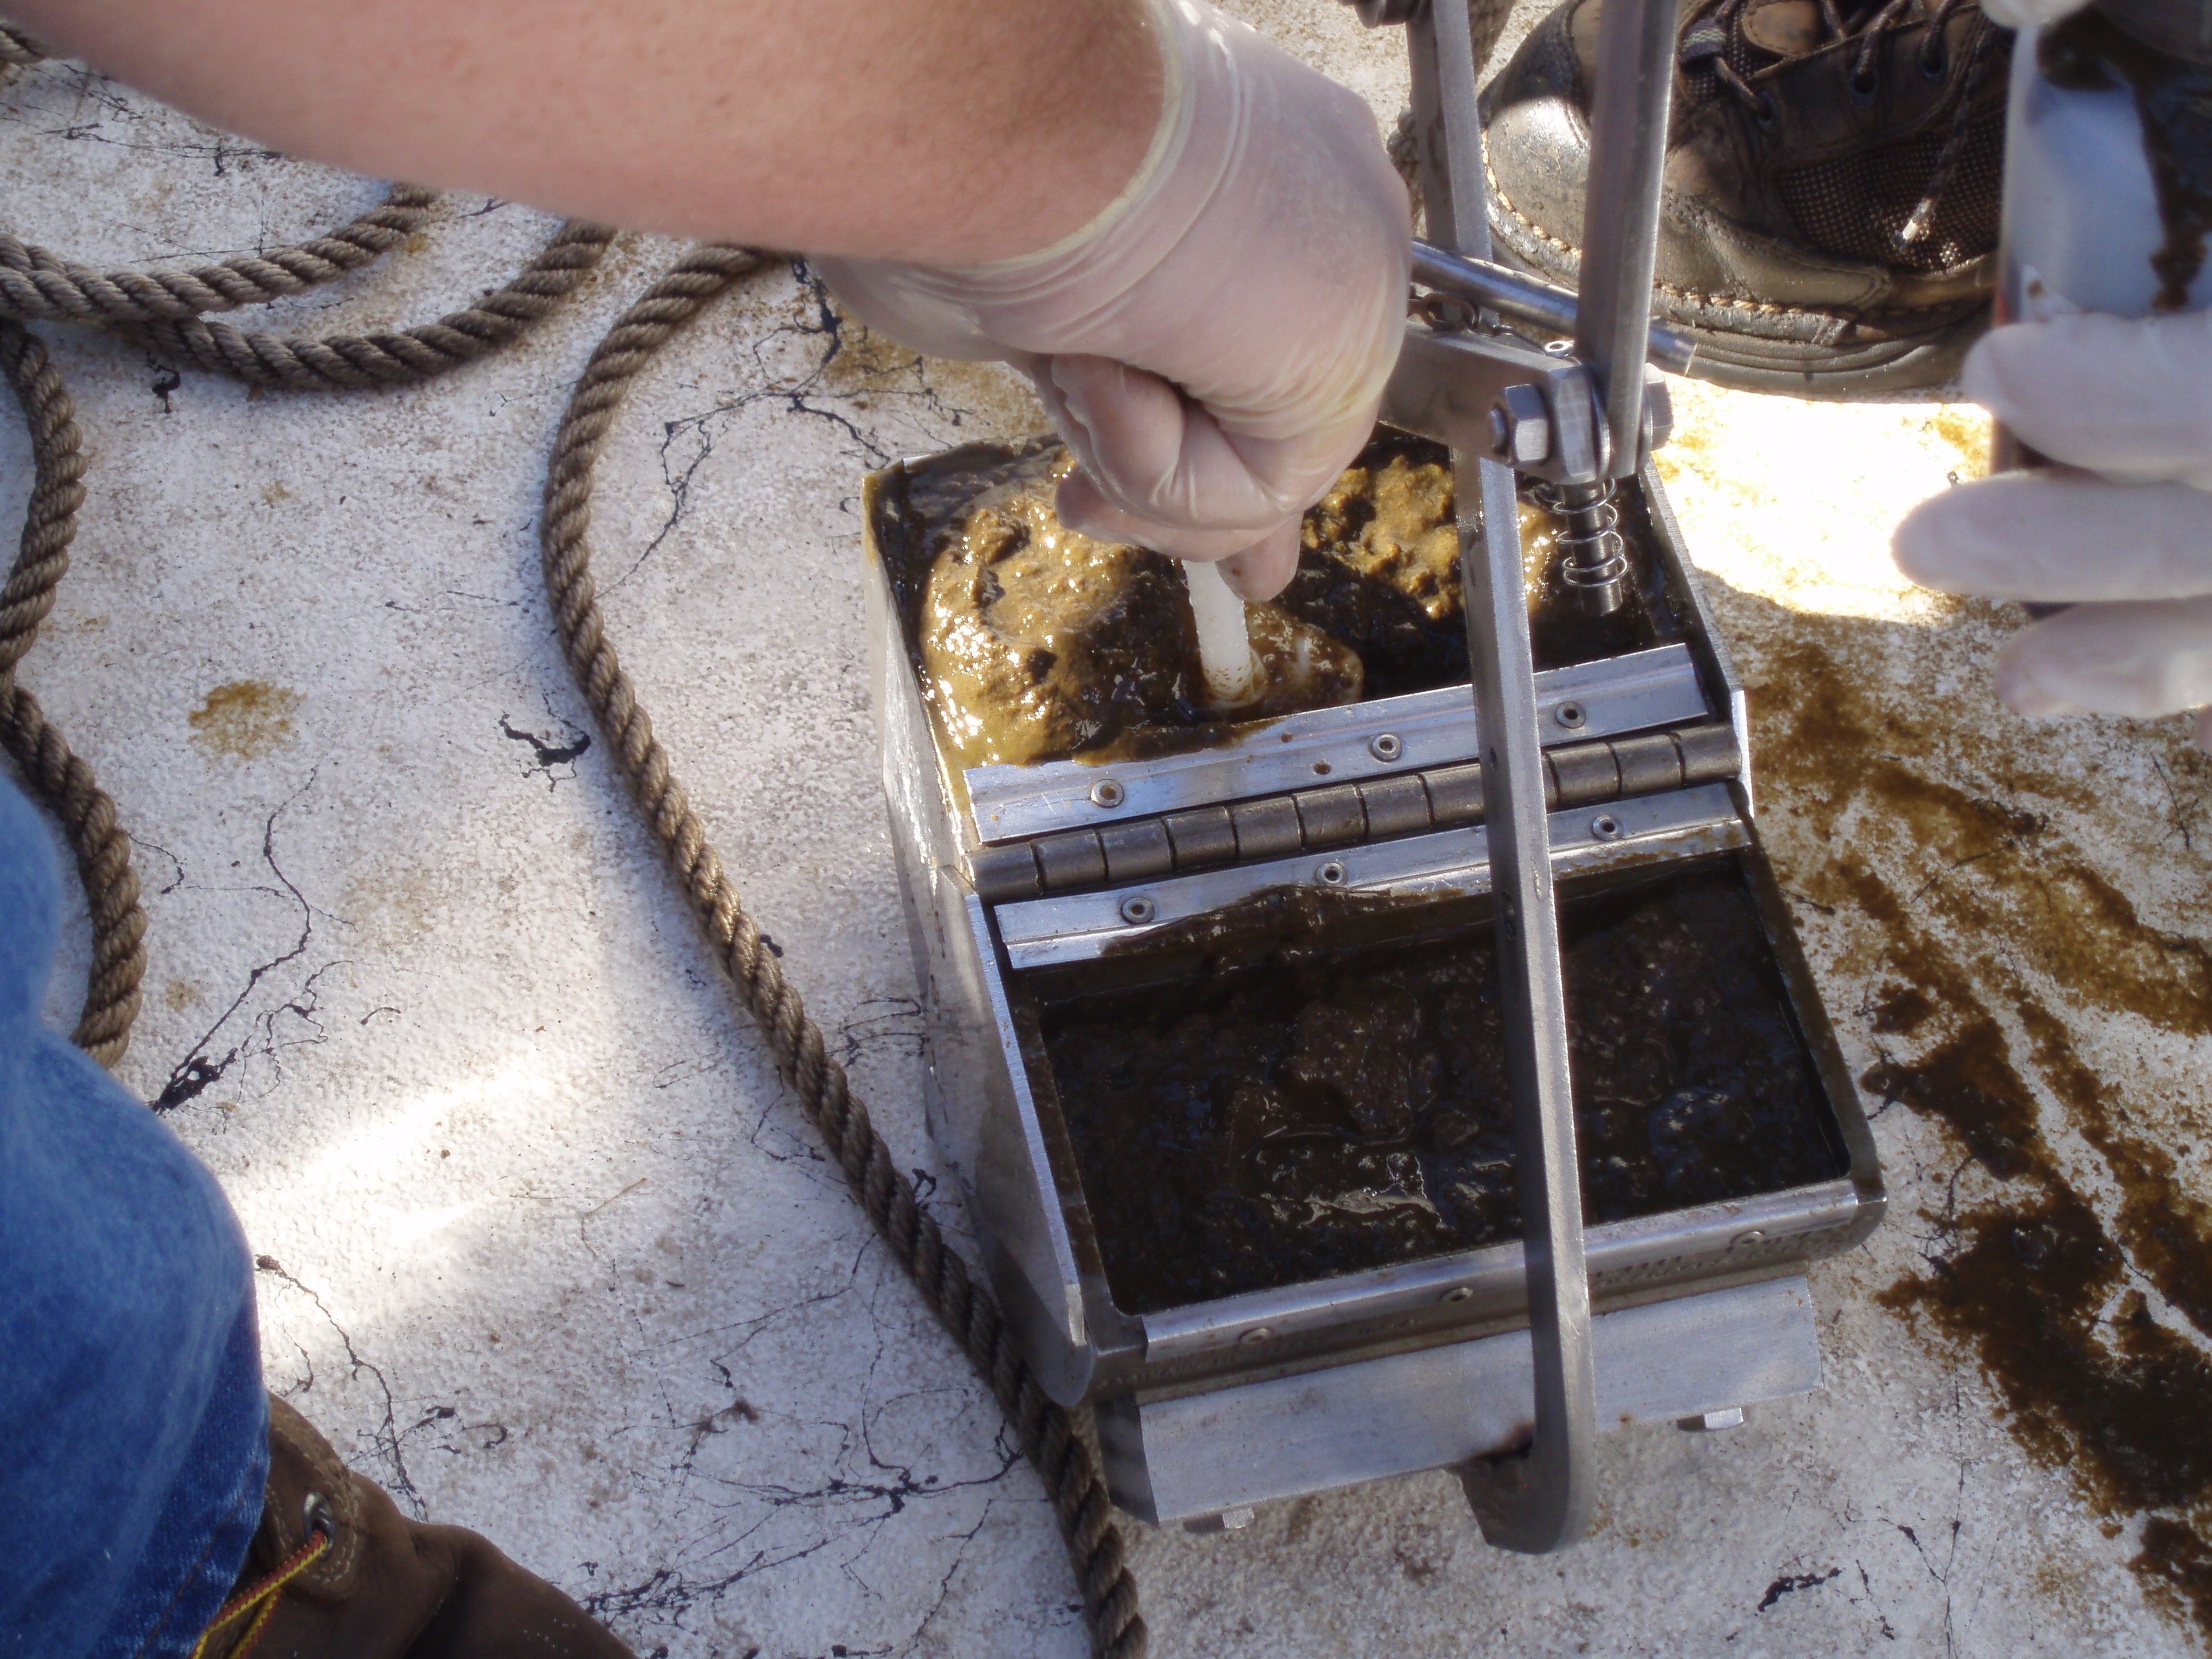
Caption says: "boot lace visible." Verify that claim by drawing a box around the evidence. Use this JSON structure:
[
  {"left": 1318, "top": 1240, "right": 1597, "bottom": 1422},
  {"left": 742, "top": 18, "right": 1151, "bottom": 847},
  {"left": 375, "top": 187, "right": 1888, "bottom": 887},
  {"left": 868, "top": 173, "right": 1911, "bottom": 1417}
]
[
  {"left": 1680, "top": 0, "right": 1999, "bottom": 249},
  {"left": 186, "top": 1514, "right": 332, "bottom": 1659}
]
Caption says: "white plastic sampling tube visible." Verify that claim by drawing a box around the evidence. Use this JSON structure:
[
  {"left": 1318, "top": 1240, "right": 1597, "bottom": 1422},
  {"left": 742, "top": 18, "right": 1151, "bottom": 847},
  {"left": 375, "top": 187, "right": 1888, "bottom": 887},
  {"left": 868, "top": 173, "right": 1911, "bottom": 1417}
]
[{"left": 1183, "top": 557, "right": 1256, "bottom": 706}]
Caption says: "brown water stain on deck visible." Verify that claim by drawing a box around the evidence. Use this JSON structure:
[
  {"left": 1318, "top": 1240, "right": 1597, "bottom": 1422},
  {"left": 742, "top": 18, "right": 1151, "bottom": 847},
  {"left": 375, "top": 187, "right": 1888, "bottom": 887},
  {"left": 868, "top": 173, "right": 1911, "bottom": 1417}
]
[
  {"left": 187, "top": 680, "right": 300, "bottom": 762},
  {"left": 1711, "top": 577, "right": 2212, "bottom": 1635}
]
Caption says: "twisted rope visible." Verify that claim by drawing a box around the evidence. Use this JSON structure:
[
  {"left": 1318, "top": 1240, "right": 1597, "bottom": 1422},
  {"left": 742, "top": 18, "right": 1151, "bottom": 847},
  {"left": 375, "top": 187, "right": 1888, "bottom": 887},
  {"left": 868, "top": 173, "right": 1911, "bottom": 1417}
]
[
  {"left": 130, "top": 218, "right": 618, "bottom": 390},
  {"left": 0, "top": 320, "right": 145, "bottom": 1066},
  {"left": 0, "top": 186, "right": 440, "bottom": 325},
  {"left": 0, "top": 24, "right": 46, "bottom": 69},
  {"left": 539, "top": 244, "right": 1147, "bottom": 1659}
]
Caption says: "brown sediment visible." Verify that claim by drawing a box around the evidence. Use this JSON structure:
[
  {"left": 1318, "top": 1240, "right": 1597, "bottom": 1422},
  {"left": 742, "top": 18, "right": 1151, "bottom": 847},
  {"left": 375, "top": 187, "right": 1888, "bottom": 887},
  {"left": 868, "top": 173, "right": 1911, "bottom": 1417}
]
[
  {"left": 1040, "top": 866, "right": 1845, "bottom": 1314},
  {"left": 1708, "top": 575, "right": 2212, "bottom": 1634},
  {"left": 881, "top": 430, "right": 1673, "bottom": 770}
]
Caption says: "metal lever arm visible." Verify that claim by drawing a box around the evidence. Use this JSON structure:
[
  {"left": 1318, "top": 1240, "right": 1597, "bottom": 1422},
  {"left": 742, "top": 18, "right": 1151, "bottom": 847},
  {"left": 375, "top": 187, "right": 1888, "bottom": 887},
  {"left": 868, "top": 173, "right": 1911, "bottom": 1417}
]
[
  {"left": 1572, "top": 0, "right": 1680, "bottom": 478},
  {"left": 1389, "top": 0, "right": 1597, "bottom": 1555}
]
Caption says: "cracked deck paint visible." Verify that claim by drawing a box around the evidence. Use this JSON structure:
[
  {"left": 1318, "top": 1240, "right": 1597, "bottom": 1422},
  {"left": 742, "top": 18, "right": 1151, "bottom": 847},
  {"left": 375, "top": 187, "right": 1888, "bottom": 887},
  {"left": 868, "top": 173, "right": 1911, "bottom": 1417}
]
[{"left": 4, "top": 4, "right": 2211, "bottom": 1655}]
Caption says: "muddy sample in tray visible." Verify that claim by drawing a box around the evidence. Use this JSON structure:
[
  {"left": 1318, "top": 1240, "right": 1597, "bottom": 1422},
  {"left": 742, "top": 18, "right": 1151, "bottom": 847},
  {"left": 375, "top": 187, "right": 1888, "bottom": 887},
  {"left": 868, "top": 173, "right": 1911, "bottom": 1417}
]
[
  {"left": 1281, "top": 433, "right": 1668, "bottom": 693},
  {"left": 878, "top": 431, "right": 1676, "bottom": 769},
  {"left": 890, "top": 444, "right": 1359, "bottom": 768},
  {"left": 1039, "top": 867, "right": 1848, "bottom": 1314}
]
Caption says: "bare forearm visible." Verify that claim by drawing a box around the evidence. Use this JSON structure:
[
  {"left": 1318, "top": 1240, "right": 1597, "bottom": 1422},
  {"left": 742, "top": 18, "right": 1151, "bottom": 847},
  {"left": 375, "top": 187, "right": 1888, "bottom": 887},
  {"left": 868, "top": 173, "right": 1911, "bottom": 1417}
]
[{"left": 9, "top": 0, "right": 1163, "bottom": 264}]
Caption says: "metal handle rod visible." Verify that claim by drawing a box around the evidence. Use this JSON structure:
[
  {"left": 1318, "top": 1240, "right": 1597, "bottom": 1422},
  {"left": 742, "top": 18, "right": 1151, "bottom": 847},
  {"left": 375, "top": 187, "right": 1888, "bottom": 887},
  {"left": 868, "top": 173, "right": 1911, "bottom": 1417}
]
[
  {"left": 1401, "top": 0, "right": 1596, "bottom": 1557},
  {"left": 1411, "top": 241, "right": 1698, "bottom": 375},
  {"left": 1572, "top": 0, "right": 1680, "bottom": 476}
]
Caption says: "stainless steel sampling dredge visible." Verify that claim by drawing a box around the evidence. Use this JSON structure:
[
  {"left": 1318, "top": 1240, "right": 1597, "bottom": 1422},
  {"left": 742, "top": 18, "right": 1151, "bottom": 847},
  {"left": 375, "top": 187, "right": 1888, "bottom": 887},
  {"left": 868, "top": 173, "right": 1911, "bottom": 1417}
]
[{"left": 858, "top": 0, "right": 1884, "bottom": 1549}]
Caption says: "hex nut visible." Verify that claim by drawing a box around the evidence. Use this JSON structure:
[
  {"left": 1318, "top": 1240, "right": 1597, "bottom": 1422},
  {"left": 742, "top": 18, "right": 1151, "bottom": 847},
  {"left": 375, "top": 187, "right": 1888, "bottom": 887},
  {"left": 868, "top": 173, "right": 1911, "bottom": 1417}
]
[{"left": 1491, "top": 382, "right": 1552, "bottom": 466}]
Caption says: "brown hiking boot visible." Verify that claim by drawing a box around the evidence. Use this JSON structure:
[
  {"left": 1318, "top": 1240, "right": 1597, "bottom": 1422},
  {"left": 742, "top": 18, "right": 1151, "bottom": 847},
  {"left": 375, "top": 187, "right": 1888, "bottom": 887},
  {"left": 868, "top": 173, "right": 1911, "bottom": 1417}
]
[
  {"left": 1479, "top": 0, "right": 2010, "bottom": 395},
  {"left": 194, "top": 1396, "right": 633, "bottom": 1659}
]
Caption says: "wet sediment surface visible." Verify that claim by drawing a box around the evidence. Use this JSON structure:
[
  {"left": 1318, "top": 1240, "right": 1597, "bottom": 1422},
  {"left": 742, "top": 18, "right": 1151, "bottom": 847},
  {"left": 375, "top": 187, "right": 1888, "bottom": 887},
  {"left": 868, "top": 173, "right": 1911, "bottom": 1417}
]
[
  {"left": 881, "top": 431, "right": 1673, "bottom": 770},
  {"left": 1696, "top": 554, "right": 2212, "bottom": 1638},
  {"left": 1039, "top": 866, "right": 1846, "bottom": 1314}
]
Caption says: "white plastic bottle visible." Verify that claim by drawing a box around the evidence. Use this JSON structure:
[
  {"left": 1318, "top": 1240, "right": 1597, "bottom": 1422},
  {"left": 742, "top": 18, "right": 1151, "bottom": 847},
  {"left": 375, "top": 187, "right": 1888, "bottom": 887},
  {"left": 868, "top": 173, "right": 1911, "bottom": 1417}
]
[
  {"left": 1994, "top": 0, "right": 2210, "bottom": 482},
  {"left": 1999, "top": 0, "right": 2212, "bottom": 324}
]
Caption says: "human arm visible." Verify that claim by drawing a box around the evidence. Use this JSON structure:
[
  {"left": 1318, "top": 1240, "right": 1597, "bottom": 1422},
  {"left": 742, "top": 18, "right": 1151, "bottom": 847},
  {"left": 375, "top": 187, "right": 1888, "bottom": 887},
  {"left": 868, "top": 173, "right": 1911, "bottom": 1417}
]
[
  {"left": 8, "top": 0, "right": 1161, "bottom": 266},
  {"left": 15, "top": 0, "right": 1412, "bottom": 598}
]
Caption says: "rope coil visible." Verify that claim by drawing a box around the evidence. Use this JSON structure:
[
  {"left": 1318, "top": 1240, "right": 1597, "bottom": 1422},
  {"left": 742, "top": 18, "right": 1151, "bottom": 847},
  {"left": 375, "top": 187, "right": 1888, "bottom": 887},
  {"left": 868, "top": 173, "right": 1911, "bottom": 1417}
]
[
  {"left": 0, "top": 320, "right": 145, "bottom": 1066},
  {"left": 3, "top": 59, "right": 1148, "bottom": 1653},
  {"left": 539, "top": 244, "right": 1148, "bottom": 1659}
]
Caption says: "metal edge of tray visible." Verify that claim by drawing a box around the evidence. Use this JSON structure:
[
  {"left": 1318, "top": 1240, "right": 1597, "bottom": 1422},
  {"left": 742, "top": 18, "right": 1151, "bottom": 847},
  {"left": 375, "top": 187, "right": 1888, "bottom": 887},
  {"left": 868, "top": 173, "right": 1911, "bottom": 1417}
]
[
  {"left": 1633, "top": 461, "right": 1753, "bottom": 816},
  {"left": 994, "top": 781, "right": 1748, "bottom": 971},
  {"left": 963, "top": 643, "right": 1709, "bottom": 845},
  {"left": 1102, "top": 1273, "right": 1821, "bottom": 1526},
  {"left": 1131, "top": 1178, "right": 1863, "bottom": 1370}
]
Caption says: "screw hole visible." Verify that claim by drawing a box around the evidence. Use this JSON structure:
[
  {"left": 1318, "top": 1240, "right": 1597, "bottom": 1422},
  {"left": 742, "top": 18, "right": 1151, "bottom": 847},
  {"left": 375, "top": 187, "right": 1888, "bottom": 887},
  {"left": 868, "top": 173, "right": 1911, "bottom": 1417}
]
[
  {"left": 1089, "top": 779, "right": 1125, "bottom": 809},
  {"left": 1119, "top": 895, "right": 1156, "bottom": 925},
  {"left": 1443, "top": 1286, "right": 1473, "bottom": 1304},
  {"left": 1312, "top": 760, "right": 1332, "bottom": 776}
]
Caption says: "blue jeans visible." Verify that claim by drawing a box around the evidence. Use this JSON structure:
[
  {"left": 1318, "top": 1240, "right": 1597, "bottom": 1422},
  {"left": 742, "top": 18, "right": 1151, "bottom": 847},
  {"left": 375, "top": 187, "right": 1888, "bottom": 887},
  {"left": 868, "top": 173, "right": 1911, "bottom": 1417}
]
[{"left": 0, "top": 777, "right": 266, "bottom": 1659}]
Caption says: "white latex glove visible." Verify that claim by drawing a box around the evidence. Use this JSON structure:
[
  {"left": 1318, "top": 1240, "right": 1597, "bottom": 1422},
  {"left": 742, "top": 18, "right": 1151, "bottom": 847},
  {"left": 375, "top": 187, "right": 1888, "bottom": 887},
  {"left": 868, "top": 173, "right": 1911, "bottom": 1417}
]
[
  {"left": 814, "top": 0, "right": 1411, "bottom": 600},
  {"left": 1979, "top": 0, "right": 2090, "bottom": 27},
  {"left": 1894, "top": 308, "right": 2212, "bottom": 747}
]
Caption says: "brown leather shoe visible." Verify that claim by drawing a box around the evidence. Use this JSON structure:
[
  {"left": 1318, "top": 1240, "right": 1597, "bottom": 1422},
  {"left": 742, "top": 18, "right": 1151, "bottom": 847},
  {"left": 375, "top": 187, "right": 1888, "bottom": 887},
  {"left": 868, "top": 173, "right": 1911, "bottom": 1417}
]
[
  {"left": 1480, "top": 0, "right": 2009, "bottom": 395},
  {"left": 195, "top": 1396, "right": 633, "bottom": 1659}
]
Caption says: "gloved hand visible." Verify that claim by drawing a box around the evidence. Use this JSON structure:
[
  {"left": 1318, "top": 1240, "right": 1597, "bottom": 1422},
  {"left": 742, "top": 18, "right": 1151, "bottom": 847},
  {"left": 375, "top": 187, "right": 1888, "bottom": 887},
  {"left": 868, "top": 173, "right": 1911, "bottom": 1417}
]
[
  {"left": 1894, "top": 309, "right": 2212, "bottom": 748},
  {"left": 815, "top": 0, "right": 1411, "bottom": 600}
]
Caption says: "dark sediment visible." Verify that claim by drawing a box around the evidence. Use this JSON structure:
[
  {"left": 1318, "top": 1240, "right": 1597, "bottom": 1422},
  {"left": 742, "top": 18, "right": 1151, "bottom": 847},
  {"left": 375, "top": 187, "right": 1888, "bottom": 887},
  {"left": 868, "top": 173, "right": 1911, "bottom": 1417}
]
[
  {"left": 880, "top": 430, "right": 1676, "bottom": 770},
  {"left": 1039, "top": 866, "right": 1847, "bottom": 1313}
]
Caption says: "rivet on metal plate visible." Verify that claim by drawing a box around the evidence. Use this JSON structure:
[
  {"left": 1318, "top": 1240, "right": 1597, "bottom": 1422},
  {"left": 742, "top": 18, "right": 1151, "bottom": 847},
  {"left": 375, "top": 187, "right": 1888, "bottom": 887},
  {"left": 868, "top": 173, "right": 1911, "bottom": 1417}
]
[
  {"left": 1555, "top": 700, "right": 1587, "bottom": 729},
  {"left": 1239, "top": 1326, "right": 1274, "bottom": 1345},
  {"left": 1089, "top": 778, "right": 1126, "bottom": 808},
  {"left": 1119, "top": 895, "right": 1156, "bottom": 925},
  {"left": 1442, "top": 1286, "right": 1474, "bottom": 1304},
  {"left": 1370, "top": 732, "right": 1403, "bottom": 762},
  {"left": 1316, "top": 861, "right": 1347, "bottom": 886},
  {"left": 1591, "top": 813, "right": 1623, "bottom": 840}
]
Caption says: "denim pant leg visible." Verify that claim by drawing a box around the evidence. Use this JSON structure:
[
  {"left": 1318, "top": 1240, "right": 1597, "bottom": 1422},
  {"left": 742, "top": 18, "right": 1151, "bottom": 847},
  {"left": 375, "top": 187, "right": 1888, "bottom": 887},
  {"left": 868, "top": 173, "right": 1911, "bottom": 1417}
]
[{"left": 0, "top": 777, "right": 267, "bottom": 1659}]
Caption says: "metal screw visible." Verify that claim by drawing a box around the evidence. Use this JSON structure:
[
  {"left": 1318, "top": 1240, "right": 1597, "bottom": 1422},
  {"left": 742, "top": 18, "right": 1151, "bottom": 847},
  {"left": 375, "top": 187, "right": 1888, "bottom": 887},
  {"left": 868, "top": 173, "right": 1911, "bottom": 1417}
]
[
  {"left": 1677, "top": 1407, "right": 1746, "bottom": 1433},
  {"left": 1553, "top": 701, "right": 1586, "bottom": 729},
  {"left": 1591, "top": 813, "right": 1622, "bottom": 841},
  {"left": 1239, "top": 1325, "right": 1274, "bottom": 1345},
  {"left": 1442, "top": 1286, "right": 1474, "bottom": 1304},
  {"left": 1089, "top": 778, "right": 1125, "bottom": 809},
  {"left": 1119, "top": 895, "right": 1156, "bottom": 925},
  {"left": 1316, "top": 861, "right": 1347, "bottom": 886},
  {"left": 1369, "top": 732, "right": 1403, "bottom": 763},
  {"left": 1182, "top": 1506, "right": 1259, "bottom": 1533}
]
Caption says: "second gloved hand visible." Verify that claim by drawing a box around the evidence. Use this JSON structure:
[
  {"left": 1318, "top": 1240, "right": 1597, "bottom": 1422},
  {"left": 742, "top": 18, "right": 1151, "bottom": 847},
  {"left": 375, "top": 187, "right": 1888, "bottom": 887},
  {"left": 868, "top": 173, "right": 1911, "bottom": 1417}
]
[
  {"left": 814, "top": 0, "right": 1411, "bottom": 600},
  {"left": 1894, "top": 307, "right": 2212, "bottom": 747}
]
